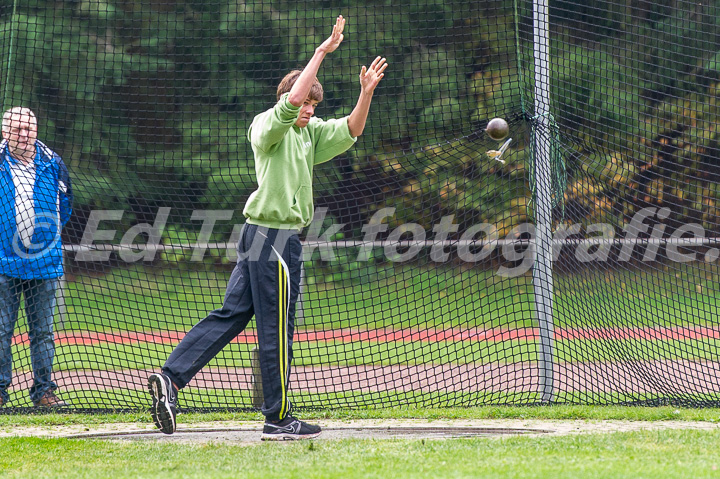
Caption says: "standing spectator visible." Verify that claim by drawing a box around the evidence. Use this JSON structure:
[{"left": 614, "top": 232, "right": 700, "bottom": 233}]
[
  {"left": 0, "top": 107, "right": 72, "bottom": 407},
  {"left": 148, "top": 15, "right": 387, "bottom": 439}
]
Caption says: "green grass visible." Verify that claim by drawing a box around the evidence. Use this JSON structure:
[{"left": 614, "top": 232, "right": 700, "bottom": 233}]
[
  {"left": 41, "top": 339, "right": 538, "bottom": 370},
  {"left": 1, "top": 407, "right": 720, "bottom": 478},
  {"left": 7, "top": 336, "right": 720, "bottom": 375},
  {"left": 52, "top": 261, "right": 720, "bottom": 334},
  {"left": 3, "top": 405, "right": 720, "bottom": 426},
  {"left": 4, "top": 262, "right": 718, "bottom": 411},
  {"left": 57, "top": 264, "right": 539, "bottom": 332},
  {"left": 62, "top": 267, "right": 225, "bottom": 333},
  {"left": 1, "top": 430, "right": 720, "bottom": 479}
]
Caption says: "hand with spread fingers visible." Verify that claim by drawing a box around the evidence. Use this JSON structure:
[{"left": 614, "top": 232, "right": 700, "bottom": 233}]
[
  {"left": 347, "top": 54, "right": 389, "bottom": 137},
  {"left": 287, "top": 15, "right": 345, "bottom": 107},
  {"left": 317, "top": 15, "right": 346, "bottom": 54},
  {"left": 359, "top": 56, "right": 388, "bottom": 94}
]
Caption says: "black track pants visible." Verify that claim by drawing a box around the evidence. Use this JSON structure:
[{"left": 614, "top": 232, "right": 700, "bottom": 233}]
[{"left": 163, "top": 224, "right": 301, "bottom": 421}]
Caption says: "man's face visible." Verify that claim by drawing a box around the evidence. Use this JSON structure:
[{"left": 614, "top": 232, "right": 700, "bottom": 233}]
[
  {"left": 4, "top": 112, "right": 37, "bottom": 158},
  {"left": 295, "top": 98, "right": 319, "bottom": 128}
]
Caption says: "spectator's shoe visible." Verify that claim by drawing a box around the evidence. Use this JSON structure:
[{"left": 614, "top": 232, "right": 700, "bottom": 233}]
[
  {"left": 148, "top": 373, "right": 177, "bottom": 435},
  {"left": 33, "top": 391, "right": 67, "bottom": 408},
  {"left": 261, "top": 416, "right": 321, "bottom": 441},
  {"left": 0, "top": 396, "right": 4, "bottom": 407}
]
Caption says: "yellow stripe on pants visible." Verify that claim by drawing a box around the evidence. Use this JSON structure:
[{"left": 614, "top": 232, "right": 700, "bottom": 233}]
[{"left": 278, "top": 260, "right": 288, "bottom": 419}]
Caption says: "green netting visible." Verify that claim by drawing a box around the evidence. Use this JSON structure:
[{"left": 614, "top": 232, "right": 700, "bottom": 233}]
[{"left": 0, "top": 0, "right": 718, "bottom": 413}]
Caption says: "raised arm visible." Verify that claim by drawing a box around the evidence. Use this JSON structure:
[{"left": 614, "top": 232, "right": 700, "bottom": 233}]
[
  {"left": 288, "top": 15, "right": 346, "bottom": 107},
  {"left": 347, "top": 56, "right": 388, "bottom": 138}
]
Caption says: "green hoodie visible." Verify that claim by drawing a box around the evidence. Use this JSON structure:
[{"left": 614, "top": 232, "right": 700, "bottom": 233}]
[{"left": 243, "top": 92, "right": 357, "bottom": 230}]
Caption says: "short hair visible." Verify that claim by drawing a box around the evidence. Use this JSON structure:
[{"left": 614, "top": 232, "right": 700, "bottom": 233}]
[
  {"left": 2, "top": 107, "right": 37, "bottom": 135},
  {"left": 276, "top": 70, "right": 324, "bottom": 102}
]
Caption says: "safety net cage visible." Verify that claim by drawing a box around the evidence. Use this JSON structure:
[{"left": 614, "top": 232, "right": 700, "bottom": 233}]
[{"left": 0, "top": 0, "right": 718, "bottom": 412}]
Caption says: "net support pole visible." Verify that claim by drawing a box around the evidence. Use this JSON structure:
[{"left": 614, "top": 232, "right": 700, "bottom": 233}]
[
  {"left": 532, "top": 0, "right": 555, "bottom": 403},
  {"left": 296, "top": 253, "right": 306, "bottom": 326},
  {"left": 251, "top": 346, "right": 263, "bottom": 408}
]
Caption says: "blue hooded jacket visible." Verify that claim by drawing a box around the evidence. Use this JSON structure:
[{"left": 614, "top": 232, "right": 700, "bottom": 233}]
[{"left": 0, "top": 139, "right": 72, "bottom": 279}]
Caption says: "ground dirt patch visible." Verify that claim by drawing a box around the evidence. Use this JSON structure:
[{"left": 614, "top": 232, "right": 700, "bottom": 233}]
[{"left": 2, "top": 419, "right": 718, "bottom": 444}]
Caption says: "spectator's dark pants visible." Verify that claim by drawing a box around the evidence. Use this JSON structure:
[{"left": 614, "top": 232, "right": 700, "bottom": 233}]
[
  {"left": 163, "top": 224, "right": 301, "bottom": 421},
  {"left": 0, "top": 275, "right": 59, "bottom": 404}
]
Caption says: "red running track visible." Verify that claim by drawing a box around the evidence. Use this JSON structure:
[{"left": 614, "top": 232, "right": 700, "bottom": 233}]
[{"left": 10, "top": 325, "right": 720, "bottom": 346}]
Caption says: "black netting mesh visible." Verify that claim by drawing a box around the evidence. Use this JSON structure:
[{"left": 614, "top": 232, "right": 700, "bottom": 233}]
[{"left": 0, "top": 0, "right": 718, "bottom": 412}]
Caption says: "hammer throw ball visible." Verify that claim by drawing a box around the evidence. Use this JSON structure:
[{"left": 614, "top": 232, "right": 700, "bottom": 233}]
[{"left": 485, "top": 118, "right": 509, "bottom": 141}]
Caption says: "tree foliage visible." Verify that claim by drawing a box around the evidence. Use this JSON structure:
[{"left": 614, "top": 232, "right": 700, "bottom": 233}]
[{"left": 0, "top": 0, "right": 718, "bottom": 251}]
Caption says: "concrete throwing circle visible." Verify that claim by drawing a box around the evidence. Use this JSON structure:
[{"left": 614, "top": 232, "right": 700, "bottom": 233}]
[
  {"left": 11, "top": 420, "right": 719, "bottom": 443},
  {"left": 69, "top": 426, "right": 551, "bottom": 443}
]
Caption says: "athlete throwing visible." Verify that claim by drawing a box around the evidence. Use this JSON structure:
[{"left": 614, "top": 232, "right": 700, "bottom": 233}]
[{"left": 148, "top": 15, "right": 387, "bottom": 440}]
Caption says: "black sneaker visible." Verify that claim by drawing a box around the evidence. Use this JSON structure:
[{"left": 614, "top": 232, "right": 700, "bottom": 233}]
[
  {"left": 148, "top": 373, "right": 177, "bottom": 435},
  {"left": 261, "top": 416, "right": 321, "bottom": 441}
]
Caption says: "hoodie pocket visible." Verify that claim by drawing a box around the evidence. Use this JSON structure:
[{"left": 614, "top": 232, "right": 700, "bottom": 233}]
[{"left": 292, "top": 185, "right": 313, "bottom": 226}]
